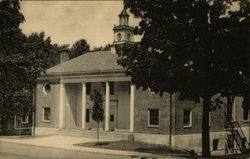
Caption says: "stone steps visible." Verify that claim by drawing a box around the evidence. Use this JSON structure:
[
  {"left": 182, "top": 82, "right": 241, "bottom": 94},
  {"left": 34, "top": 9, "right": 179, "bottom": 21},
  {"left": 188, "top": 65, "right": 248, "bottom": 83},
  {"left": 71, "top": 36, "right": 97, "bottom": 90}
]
[{"left": 57, "top": 128, "right": 134, "bottom": 141}]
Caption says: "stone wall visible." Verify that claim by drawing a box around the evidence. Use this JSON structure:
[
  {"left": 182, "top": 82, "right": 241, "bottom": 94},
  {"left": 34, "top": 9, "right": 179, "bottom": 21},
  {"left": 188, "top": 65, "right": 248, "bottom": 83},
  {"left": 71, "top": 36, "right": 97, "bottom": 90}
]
[
  {"left": 134, "top": 88, "right": 171, "bottom": 134},
  {"left": 36, "top": 80, "right": 60, "bottom": 128},
  {"left": 174, "top": 96, "right": 225, "bottom": 135}
]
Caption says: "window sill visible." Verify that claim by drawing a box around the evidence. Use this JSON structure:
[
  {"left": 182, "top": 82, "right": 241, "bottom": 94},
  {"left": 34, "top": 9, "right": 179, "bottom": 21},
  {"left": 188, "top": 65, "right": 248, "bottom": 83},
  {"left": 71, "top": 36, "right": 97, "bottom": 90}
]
[
  {"left": 148, "top": 125, "right": 159, "bottom": 128},
  {"left": 42, "top": 120, "right": 51, "bottom": 123},
  {"left": 184, "top": 126, "right": 192, "bottom": 129},
  {"left": 243, "top": 120, "right": 250, "bottom": 123},
  {"left": 21, "top": 122, "right": 29, "bottom": 124}
]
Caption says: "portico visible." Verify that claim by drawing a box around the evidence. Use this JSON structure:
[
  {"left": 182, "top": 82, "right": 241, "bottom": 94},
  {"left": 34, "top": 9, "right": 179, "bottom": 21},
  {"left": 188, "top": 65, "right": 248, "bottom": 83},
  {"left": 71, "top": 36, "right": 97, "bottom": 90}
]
[{"left": 58, "top": 76, "right": 135, "bottom": 132}]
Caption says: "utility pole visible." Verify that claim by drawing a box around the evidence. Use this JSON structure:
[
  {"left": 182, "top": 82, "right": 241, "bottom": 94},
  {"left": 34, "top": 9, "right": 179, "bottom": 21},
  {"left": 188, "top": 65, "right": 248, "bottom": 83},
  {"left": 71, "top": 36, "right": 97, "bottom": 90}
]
[{"left": 169, "top": 93, "right": 172, "bottom": 146}]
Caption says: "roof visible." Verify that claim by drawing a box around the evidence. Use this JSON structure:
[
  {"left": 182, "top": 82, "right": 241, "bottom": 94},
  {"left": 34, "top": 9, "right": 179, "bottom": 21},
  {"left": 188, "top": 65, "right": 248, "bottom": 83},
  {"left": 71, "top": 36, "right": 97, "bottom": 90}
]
[
  {"left": 119, "top": 9, "right": 129, "bottom": 16},
  {"left": 46, "top": 50, "right": 124, "bottom": 75}
]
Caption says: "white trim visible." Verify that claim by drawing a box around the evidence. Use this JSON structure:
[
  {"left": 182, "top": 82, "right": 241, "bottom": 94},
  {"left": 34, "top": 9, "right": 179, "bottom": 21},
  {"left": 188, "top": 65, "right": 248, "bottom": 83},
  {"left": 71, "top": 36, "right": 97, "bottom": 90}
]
[
  {"left": 43, "top": 107, "right": 51, "bottom": 122},
  {"left": 105, "top": 82, "right": 110, "bottom": 131},
  {"left": 82, "top": 82, "right": 86, "bottom": 129},
  {"left": 59, "top": 82, "right": 65, "bottom": 128},
  {"left": 147, "top": 108, "right": 160, "bottom": 127},
  {"left": 42, "top": 82, "right": 51, "bottom": 95},
  {"left": 21, "top": 115, "right": 29, "bottom": 124},
  {"left": 130, "top": 84, "right": 135, "bottom": 132},
  {"left": 183, "top": 109, "right": 192, "bottom": 128}
]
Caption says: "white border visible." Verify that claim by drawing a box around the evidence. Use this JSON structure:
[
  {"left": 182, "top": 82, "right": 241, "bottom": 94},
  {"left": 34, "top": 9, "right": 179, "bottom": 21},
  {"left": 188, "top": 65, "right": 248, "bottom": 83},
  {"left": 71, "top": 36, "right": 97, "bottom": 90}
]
[
  {"left": 183, "top": 109, "right": 192, "bottom": 128},
  {"left": 21, "top": 115, "right": 29, "bottom": 124},
  {"left": 43, "top": 107, "right": 51, "bottom": 122},
  {"left": 42, "top": 82, "right": 51, "bottom": 95},
  {"left": 148, "top": 108, "right": 160, "bottom": 127}
]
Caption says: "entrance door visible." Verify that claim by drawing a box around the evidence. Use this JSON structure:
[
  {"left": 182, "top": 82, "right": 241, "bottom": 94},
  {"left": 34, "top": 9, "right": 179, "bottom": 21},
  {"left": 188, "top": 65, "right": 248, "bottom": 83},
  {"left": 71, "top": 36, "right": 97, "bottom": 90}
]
[{"left": 110, "top": 104, "right": 117, "bottom": 131}]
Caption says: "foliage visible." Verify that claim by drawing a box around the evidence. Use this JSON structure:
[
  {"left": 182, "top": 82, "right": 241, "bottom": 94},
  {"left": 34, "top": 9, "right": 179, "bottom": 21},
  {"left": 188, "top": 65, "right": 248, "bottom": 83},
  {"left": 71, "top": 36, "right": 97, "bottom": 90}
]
[
  {"left": 70, "top": 39, "right": 90, "bottom": 59},
  {"left": 0, "top": 0, "right": 66, "bottom": 119},
  {"left": 92, "top": 46, "right": 103, "bottom": 52},
  {"left": 90, "top": 90, "right": 104, "bottom": 143},
  {"left": 117, "top": 0, "right": 249, "bottom": 156},
  {"left": 92, "top": 44, "right": 111, "bottom": 52},
  {"left": 0, "top": 0, "right": 28, "bottom": 118},
  {"left": 90, "top": 90, "right": 104, "bottom": 123}
]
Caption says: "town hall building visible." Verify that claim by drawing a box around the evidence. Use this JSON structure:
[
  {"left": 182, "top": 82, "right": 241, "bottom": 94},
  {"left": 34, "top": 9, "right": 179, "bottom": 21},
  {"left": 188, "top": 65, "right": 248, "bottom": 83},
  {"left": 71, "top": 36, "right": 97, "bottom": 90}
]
[{"left": 35, "top": 9, "right": 249, "bottom": 153}]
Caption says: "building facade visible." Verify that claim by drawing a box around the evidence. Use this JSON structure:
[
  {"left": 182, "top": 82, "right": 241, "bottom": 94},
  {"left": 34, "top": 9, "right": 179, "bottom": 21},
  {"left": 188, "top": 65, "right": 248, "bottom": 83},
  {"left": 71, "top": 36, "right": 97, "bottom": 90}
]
[{"left": 35, "top": 9, "right": 249, "bottom": 153}]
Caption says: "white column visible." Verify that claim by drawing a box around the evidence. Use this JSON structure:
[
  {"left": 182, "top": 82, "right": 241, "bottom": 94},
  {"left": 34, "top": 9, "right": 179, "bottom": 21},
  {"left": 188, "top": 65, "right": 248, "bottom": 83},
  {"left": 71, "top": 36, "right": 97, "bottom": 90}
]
[
  {"left": 82, "top": 83, "right": 86, "bottom": 129},
  {"left": 105, "top": 82, "right": 110, "bottom": 131},
  {"left": 130, "top": 84, "right": 135, "bottom": 132},
  {"left": 59, "top": 82, "right": 65, "bottom": 128}
]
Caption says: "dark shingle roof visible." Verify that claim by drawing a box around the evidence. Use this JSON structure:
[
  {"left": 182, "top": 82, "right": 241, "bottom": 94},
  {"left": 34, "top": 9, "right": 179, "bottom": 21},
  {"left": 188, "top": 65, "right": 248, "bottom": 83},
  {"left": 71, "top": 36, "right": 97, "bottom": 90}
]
[{"left": 46, "top": 51, "right": 124, "bottom": 75}]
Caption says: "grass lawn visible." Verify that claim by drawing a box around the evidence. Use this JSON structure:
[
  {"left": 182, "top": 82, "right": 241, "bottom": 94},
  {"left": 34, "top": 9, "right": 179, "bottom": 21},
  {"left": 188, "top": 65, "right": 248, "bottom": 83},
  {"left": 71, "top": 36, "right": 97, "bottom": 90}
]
[{"left": 74, "top": 140, "right": 190, "bottom": 156}]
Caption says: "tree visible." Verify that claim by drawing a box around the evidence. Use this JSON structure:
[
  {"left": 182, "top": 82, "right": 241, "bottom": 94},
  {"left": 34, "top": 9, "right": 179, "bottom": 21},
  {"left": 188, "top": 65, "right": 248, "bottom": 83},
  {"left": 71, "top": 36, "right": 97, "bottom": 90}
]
[
  {"left": 70, "top": 39, "right": 90, "bottom": 59},
  {"left": 92, "top": 46, "right": 103, "bottom": 51},
  {"left": 117, "top": 0, "right": 249, "bottom": 156},
  {"left": 102, "top": 44, "right": 111, "bottom": 51},
  {"left": 90, "top": 90, "right": 104, "bottom": 144},
  {"left": 92, "top": 44, "right": 111, "bottom": 52},
  {"left": 0, "top": 0, "right": 28, "bottom": 119},
  {"left": 0, "top": 0, "right": 69, "bottom": 132}
]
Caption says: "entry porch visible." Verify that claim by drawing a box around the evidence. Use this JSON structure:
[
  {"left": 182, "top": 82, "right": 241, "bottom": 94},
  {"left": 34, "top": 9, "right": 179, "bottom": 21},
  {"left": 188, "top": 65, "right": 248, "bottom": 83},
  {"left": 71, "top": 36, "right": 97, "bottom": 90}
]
[{"left": 59, "top": 78, "right": 135, "bottom": 132}]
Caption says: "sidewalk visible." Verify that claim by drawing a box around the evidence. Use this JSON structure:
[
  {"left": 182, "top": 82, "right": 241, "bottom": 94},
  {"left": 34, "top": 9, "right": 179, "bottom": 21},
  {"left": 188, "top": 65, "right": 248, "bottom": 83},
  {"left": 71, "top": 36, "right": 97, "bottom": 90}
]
[{"left": 0, "top": 135, "right": 187, "bottom": 159}]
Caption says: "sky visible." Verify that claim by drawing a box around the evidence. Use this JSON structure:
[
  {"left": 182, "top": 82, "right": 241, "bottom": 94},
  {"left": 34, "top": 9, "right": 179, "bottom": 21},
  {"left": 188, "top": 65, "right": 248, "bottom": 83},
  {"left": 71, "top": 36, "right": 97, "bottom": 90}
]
[{"left": 20, "top": 1, "right": 140, "bottom": 49}]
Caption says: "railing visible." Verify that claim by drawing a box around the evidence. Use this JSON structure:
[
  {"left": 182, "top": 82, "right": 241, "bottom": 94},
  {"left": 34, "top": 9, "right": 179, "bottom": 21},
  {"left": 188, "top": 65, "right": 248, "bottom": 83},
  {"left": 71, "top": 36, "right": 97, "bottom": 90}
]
[{"left": 225, "top": 120, "right": 249, "bottom": 152}]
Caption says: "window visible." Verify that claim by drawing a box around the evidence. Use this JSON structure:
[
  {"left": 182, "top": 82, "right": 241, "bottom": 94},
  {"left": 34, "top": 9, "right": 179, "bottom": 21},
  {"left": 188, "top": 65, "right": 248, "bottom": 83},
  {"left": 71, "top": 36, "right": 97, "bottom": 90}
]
[
  {"left": 21, "top": 115, "right": 29, "bottom": 124},
  {"left": 183, "top": 109, "right": 192, "bottom": 127},
  {"left": 86, "top": 109, "right": 90, "bottom": 123},
  {"left": 243, "top": 108, "right": 249, "bottom": 121},
  {"left": 43, "top": 82, "right": 51, "bottom": 95},
  {"left": 86, "top": 83, "right": 91, "bottom": 95},
  {"left": 43, "top": 107, "right": 51, "bottom": 121},
  {"left": 117, "top": 33, "right": 122, "bottom": 41},
  {"left": 213, "top": 139, "right": 219, "bottom": 151},
  {"left": 148, "top": 109, "right": 159, "bottom": 127},
  {"left": 128, "top": 83, "right": 131, "bottom": 94},
  {"left": 110, "top": 114, "right": 114, "bottom": 122},
  {"left": 127, "top": 33, "right": 131, "bottom": 40},
  {"left": 110, "top": 82, "right": 114, "bottom": 95}
]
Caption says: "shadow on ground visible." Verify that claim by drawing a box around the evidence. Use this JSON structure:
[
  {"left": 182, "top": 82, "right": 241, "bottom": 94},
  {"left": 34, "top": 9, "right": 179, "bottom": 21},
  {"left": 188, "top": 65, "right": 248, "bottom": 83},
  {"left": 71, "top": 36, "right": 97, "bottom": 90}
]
[{"left": 74, "top": 140, "right": 190, "bottom": 157}]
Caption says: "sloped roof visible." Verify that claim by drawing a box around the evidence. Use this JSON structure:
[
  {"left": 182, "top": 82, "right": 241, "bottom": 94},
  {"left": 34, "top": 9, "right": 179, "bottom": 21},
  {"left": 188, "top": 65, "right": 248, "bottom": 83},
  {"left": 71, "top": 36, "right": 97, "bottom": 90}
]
[
  {"left": 46, "top": 51, "right": 124, "bottom": 75},
  {"left": 119, "top": 9, "right": 129, "bottom": 16}
]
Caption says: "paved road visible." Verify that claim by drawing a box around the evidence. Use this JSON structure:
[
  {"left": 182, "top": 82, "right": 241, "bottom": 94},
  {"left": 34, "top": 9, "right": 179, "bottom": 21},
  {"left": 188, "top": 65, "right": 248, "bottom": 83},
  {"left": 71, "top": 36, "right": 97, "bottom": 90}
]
[{"left": 0, "top": 141, "right": 129, "bottom": 159}]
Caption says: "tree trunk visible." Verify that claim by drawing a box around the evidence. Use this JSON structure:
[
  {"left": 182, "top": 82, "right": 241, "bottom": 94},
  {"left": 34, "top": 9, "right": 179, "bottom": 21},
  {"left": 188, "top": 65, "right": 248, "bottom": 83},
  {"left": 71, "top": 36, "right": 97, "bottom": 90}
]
[
  {"left": 97, "top": 121, "right": 99, "bottom": 144},
  {"left": 202, "top": 96, "right": 211, "bottom": 157}
]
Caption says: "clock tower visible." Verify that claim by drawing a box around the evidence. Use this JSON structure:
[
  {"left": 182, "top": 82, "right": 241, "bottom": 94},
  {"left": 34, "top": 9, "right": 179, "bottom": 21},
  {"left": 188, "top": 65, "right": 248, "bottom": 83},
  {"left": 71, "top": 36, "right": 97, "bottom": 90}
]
[{"left": 111, "top": 8, "right": 134, "bottom": 54}]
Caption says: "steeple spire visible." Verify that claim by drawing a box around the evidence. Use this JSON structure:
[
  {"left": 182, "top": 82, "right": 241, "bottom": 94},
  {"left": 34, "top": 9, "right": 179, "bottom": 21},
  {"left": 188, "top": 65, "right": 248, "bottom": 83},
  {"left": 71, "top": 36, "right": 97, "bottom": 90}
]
[
  {"left": 119, "top": 8, "right": 129, "bottom": 17},
  {"left": 111, "top": 8, "right": 134, "bottom": 54},
  {"left": 119, "top": 8, "right": 129, "bottom": 26}
]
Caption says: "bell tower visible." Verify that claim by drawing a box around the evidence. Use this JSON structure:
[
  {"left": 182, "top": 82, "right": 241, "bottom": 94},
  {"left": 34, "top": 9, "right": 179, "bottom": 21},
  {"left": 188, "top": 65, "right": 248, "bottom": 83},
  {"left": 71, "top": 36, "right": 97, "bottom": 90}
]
[{"left": 111, "top": 8, "right": 134, "bottom": 54}]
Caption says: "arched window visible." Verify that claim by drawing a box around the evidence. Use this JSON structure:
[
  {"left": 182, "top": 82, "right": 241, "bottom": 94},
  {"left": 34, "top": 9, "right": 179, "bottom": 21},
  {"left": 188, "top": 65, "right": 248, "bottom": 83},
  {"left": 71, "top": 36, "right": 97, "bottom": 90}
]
[
  {"left": 127, "top": 33, "right": 131, "bottom": 40},
  {"left": 117, "top": 33, "right": 122, "bottom": 41}
]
